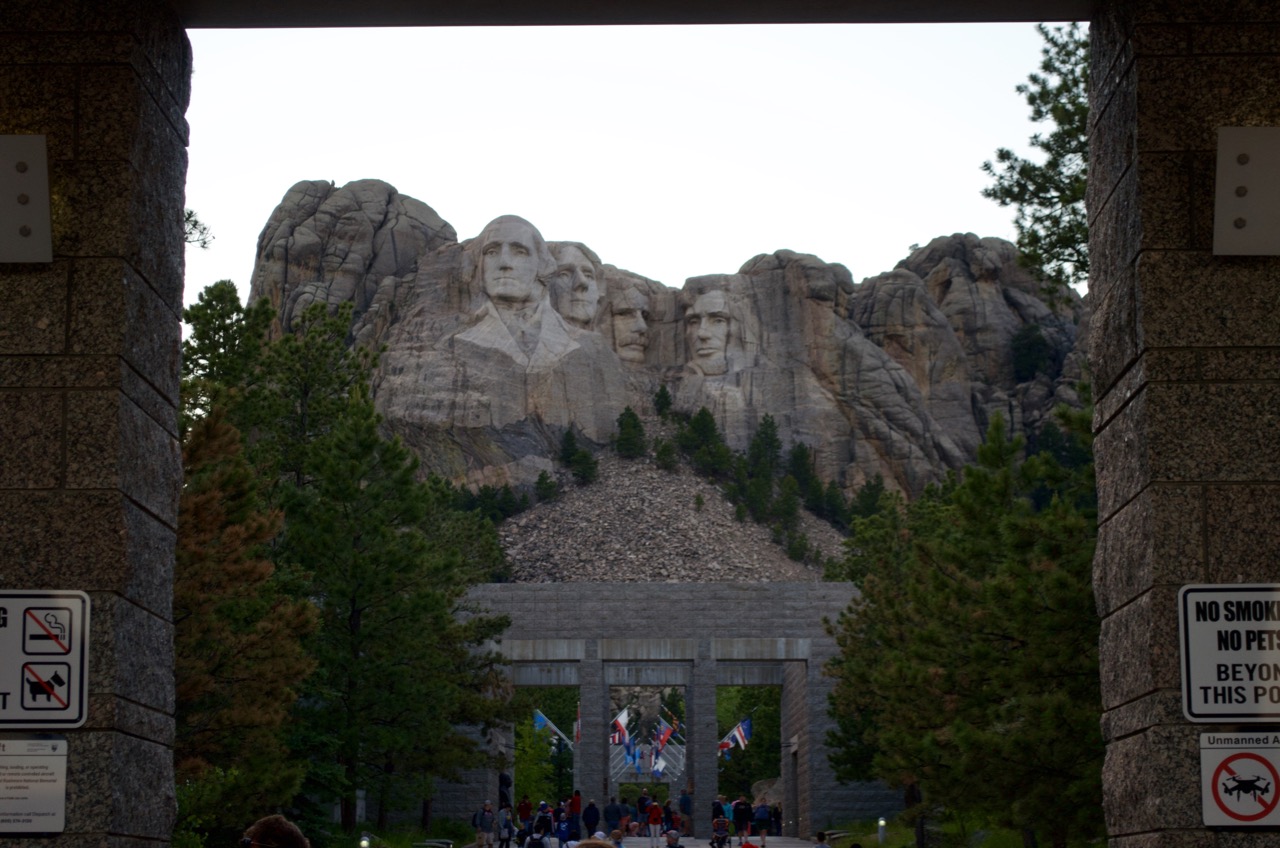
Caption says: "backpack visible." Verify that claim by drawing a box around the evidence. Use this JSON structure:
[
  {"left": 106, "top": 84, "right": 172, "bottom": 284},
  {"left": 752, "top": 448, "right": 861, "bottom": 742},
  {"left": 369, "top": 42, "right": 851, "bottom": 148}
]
[
  {"left": 527, "top": 835, "right": 547, "bottom": 848},
  {"left": 473, "top": 812, "right": 480, "bottom": 829}
]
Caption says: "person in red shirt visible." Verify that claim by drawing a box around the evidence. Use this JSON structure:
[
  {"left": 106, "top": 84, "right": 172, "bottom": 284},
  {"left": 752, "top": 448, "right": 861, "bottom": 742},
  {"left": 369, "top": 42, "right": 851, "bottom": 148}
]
[
  {"left": 518, "top": 795, "right": 534, "bottom": 828},
  {"left": 646, "top": 801, "right": 664, "bottom": 848},
  {"left": 571, "top": 790, "right": 583, "bottom": 834}
]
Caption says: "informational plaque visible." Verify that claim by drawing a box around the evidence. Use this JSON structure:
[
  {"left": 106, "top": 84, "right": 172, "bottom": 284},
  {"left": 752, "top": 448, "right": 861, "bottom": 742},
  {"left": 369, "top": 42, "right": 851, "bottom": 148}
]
[{"left": 0, "top": 735, "right": 68, "bottom": 834}]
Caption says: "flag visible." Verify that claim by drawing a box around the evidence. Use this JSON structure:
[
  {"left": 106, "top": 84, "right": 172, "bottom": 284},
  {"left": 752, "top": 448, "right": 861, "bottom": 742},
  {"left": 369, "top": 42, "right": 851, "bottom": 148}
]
[
  {"left": 661, "top": 706, "right": 685, "bottom": 741},
  {"left": 717, "top": 737, "right": 733, "bottom": 758},
  {"left": 610, "top": 730, "right": 624, "bottom": 745},
  {"left": 656, "top": 718, "right": 674, "bottom": 749},
  {"left": 574, "top": 703, "right": 581, "bottom": 744},
  {"left": 731, "top": 718, "right": 752, "bottom": 749},
  {"left": 533, "top": 709, "right": 573, "bottom": 749},
  {"left": 653, "top": 752, "right": 666, "bottom": 777},
  {"left": 612, "top": 708, "right": 630, "bottom": 746}
]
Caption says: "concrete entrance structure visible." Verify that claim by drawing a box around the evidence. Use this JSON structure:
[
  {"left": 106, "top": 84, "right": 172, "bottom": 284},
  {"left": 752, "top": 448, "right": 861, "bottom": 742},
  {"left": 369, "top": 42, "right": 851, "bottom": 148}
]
[
  {"left": 438, "top": 582, "right": 896, "bottom": 836},
  {"left": 3, "top": 0, "right": 1279, "bottom": 846}
]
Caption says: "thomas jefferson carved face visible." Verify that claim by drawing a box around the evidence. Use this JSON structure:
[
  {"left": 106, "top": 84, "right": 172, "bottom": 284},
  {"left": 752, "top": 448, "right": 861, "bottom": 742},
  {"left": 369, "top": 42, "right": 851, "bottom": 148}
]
[
  {"left": 552, "top": 245, "right": 600, "bottom": 328},
  {"left": 685, "top": 290, "right": 730, "bottom": 375},
  {"left": 611, "top": 287, "right": 650, "bottom": 364},
  {"left": 480, "top": 218, "right": 543, "bottom": 308}
]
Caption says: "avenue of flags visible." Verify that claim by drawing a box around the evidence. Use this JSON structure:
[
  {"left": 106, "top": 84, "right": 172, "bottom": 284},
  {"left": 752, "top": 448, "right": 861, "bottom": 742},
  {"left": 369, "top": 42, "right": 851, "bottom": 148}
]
[{"left": 533, "top": 705, "right": 750, "bottom": 769}]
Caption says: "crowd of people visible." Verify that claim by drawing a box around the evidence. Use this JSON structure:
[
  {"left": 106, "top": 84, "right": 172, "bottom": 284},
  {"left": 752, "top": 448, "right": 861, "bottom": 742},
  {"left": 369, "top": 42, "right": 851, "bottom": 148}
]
[
  {"left": 230, "top": 788, "right": 790, "bottom": 848},
  {"left": 475, "top": 791, "right": 784, "bottom": 848}
]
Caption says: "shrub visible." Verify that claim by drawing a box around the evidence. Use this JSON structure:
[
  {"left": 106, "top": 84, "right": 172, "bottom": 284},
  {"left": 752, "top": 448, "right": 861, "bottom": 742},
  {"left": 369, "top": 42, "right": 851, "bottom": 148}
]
[
  {"left": 535, "top": 470, "right": 559, "bottom": 501},
  {"left": 654, "top": 439, "right": 679, "bottom": 472},
  {"left": 570, "top": 449, "right": 598, "bottom": 484}
]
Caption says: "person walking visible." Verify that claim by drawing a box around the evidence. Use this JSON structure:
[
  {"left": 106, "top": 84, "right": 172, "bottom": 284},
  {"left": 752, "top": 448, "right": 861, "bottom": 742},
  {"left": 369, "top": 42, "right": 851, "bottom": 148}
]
[
  {"left": 498, "top": 802, "right": 516, "bottom": 848},
  {"left": 731, "top": 797, "right": 751, "bottom": 846},
  {"left": 475, "top": 801, "right": 497, "bottom": 848},
  {"left": 751, "top": 800, "right": 770, "bottom": 848},
  {"left": 678, "top": 790, "right": 693, "bottom": 836}
]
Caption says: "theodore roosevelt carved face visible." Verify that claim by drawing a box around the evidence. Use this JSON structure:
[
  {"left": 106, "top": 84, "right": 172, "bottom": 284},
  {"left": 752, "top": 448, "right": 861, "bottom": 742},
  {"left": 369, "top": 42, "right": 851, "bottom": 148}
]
[{"left": 611, "top": 286, "right": 650, "bottom": 364}]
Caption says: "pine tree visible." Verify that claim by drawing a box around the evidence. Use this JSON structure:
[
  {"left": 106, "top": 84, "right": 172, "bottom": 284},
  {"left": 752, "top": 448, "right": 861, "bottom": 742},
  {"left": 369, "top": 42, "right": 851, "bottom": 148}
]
[
  {"left": 279, "top": 388, "right": 510, "bottom": 831},
  {"left": 982, "top": 23, "right": 1089, "bottom": 294},
  {"left": 746, "top": 415, "right": 782, "bottom": 480},
  {"left": 653, "top": 384, "right": 673, "bottom": 418},
  {"left": 180, "top": 284, "right": 514, "bottom": 834},
  {"left": 560, "top": 429, "right": 580, "bottom": 466},
  {"left": 570, "top": 448, "right": 599, "bottom": 484},
  {"left": 180, "top": 280, "right": 272, "bottom": 434},
  {"left": 826, "top": 413, "right": 1101, "bottom": 846},
  {"left": 679, "top": 408, "right": 732, "bottom": 477},
  {"left": 616, "top": 406, "right": 647, "bottom": 459},
  {"left": 237, "top": 301, "right": 378, "bottom": 491},
  {"left": 174, "top": 409, "right": 316, "bottom": 835},
  {"left": 823, "top": 479, "right": 850, "bottom": 529}
]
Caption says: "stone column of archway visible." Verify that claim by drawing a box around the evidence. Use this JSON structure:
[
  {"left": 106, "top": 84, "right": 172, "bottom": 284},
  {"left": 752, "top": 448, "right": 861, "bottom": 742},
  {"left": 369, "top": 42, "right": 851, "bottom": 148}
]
[
  {"left": 0, "top": 0, "right": 189, "bottom": 844},
  {"left": 686, "top": 640, "right": 718, "bottom": 839},
  {"left": 1090, "top": 1, "right": 1280, "bottom": 844},
  {"left": 577, "top": 641, "right": 607, "bottom": 813}
]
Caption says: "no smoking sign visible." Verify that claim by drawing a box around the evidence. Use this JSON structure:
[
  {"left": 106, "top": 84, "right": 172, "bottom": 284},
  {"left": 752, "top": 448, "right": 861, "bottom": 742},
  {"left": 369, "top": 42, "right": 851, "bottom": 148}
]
[{"left": 1202, "top": 733, "right": 1280, "bottom": 826}]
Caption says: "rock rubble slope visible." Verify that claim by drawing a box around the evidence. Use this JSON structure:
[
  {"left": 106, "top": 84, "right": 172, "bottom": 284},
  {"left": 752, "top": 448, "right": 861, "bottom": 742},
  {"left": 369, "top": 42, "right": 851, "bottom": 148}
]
[{"left": 499, "top": 452, "right": 841, "bottom": 584}]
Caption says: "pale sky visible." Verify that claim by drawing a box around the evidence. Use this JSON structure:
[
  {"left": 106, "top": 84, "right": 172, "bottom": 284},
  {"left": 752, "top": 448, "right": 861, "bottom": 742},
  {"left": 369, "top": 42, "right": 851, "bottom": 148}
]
[{"left": 182, "top": 23, "right": 1063, "bottom": 307}]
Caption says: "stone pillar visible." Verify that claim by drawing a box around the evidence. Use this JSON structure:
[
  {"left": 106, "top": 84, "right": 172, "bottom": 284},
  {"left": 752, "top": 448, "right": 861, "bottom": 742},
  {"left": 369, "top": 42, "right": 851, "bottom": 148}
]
[
  {"left": 686, "top": 640, "right": 717, "bottom": 839},
  {"left": 0, "top": 0, "right": 189, "bottom": 845},
  {"left": 780, "top": 662, "right": 808, "bottom": 837},
  {"left": 1089, "top": 1, "right": 1280, "bottom": 844},
  {"left": 577, "top": 643, "right": 607, "bottom": 812}
]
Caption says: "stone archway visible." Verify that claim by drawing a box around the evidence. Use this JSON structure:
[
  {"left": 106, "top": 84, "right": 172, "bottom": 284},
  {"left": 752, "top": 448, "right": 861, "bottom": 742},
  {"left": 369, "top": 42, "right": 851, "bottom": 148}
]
[{"left": 440, "top": 583, "right": 897, "bottom": 837}]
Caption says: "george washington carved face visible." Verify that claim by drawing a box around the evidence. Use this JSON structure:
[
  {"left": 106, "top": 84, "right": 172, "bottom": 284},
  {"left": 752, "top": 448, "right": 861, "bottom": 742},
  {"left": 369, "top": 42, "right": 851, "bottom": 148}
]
[{"left": 480, "top": 217, "right": 544, "bottom": 308}]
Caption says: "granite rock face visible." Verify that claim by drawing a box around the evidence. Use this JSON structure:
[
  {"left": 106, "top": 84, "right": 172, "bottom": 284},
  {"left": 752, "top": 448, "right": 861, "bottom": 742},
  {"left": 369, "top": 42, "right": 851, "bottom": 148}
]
[{"left": 248, "top": 180, "right": 1087, "bottom": 497}]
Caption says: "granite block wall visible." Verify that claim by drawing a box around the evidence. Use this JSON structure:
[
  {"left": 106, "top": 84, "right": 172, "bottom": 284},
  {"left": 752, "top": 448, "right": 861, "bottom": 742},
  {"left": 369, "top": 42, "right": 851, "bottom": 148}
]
[
  {"left": 1090, "top": 1, "right": 1280, "bottom": 844},
  {"left": 0, "top": 0, "right": 190, "bottom": 844}
]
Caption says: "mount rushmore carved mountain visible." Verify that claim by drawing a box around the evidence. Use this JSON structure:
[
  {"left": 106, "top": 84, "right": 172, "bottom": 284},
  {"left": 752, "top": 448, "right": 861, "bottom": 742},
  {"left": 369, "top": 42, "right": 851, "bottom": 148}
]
[{"left": 248, "top": 178, "right": 1089, "bottom": 498}]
